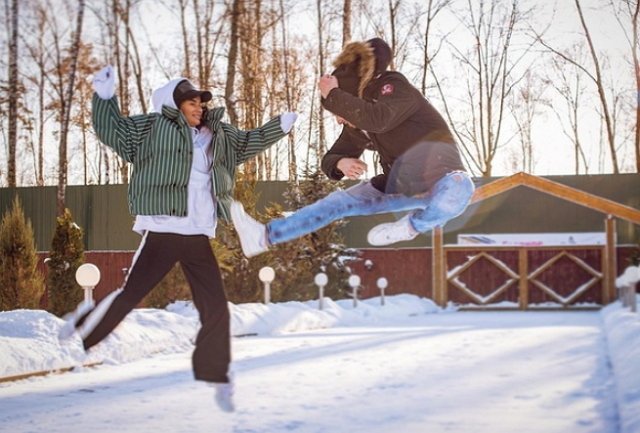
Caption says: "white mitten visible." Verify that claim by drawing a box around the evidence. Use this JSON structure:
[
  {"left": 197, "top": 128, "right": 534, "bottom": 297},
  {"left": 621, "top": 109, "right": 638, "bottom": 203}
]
[
  {"left": 280, "top": 112, "right": 298, "bottom": 134},
  {"left": 92, "top": 65, "right": 116, "bottom": 100}
]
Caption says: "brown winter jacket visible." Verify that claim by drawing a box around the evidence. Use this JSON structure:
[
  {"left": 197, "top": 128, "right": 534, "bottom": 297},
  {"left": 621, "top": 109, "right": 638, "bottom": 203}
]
[{"left": 320, "top": 42, "right": 465, "bottom": 193}]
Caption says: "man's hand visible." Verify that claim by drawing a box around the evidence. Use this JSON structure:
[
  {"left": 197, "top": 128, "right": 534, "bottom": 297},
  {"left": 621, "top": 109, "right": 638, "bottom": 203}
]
[
  {"left": 319, "top": 74, "right": 338, "bottom": 99},
  {"left": 337, "top": 158, "right": 367, "bottom": 180}
]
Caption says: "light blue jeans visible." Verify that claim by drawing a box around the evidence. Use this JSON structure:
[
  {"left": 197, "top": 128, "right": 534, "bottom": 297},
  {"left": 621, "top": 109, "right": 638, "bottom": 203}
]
[{"left": 267, "top": 171, "right": 475, "bottom": 245}]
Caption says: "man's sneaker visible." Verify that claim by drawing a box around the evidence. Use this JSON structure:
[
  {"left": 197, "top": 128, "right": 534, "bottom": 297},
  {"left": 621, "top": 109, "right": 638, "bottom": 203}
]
[
  {"left": 212, "top": 382, "right": 235, "bottom": 412},
  {"left": 230, "top": 201, "right": 269, "bottom": 258},
  {"left": 58, "top": 300, "right": 95, "bottom": 341},
  {"left": 367, "top": 215, "right": 419, "bottom": 246}
]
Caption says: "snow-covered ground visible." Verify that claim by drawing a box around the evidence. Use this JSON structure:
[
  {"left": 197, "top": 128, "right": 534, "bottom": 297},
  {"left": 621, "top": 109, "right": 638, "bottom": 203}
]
[{"left": 0, "top": 294, "right": 638, "bottom": 433}]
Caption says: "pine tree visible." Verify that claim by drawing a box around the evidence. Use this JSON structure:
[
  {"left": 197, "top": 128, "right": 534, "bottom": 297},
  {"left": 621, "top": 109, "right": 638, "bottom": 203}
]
[
  {"left": 275, "top": 167, "right": 357, "bottom": 301},
  {"left": 0, "top": 196, "right": 45, "bottom": 310},
  {"left": 215, "top": 169, "right": 357, "bottom": 304},
  {"left": 47, "top": 208, "right": 85, "bottom": 316},
  {"left": 217, "top": 171, "right": 271, "bottom": 304}
]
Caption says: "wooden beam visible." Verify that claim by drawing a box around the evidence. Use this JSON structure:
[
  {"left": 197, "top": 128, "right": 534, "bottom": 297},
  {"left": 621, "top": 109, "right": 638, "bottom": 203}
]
[
  {"left": 432, "top": 226, "right": 445, "bottom": 306},
  {"left": 603, "top": 216, "right": 617, "bottom": 304},
  {"left": 470, "top": 172, "right": 640, "bottom": 225},
  {"left": 518, "top": 248, "right": 528, "bottom": 310},
  {"left": 470, "top": 172, "right": 527, "bottom": 204}
]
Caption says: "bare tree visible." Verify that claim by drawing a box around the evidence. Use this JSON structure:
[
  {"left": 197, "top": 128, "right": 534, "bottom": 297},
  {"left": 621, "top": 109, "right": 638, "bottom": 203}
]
[
  {"left": 224, "top": 0, "right": 241, "bottom": 125},
  {"left": 54, "top": 0, "right": 86, "bottom": 214},
  {"left": 510, "top": 70, "right": 551, "bottom": 173},
  {"left": 549, "top": 54, "right": 590, "bottom": 174},
  {"left": 342, "top": 0, "right": 351, "bottom": 45},
  {"left": 21, "top": 3, "right": 51, "bottom": 186},
  {"left": 6, "top": 0, "right": 19, "bottom": 186},
  {"left": 437, "top": 0, "right": 533, "bottom": 176},
  {"left": 610, "top": 0, "right": 640, "bottom": 172},
  {"left": 419, "top": 0, "right": 451, "bottom": 94},
  {"left": 536, "top": 0, "right": 620, "bottom": 173},
  {"left": 360, "top": 0, "right": 422, "bottom": 71},
  {"left": 278, "top": 0, "right": 297, "bottom": 181}
]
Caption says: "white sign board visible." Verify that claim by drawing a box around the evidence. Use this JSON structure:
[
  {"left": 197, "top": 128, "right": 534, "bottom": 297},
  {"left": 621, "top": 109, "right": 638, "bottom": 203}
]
[{"left": 457, "top": 232, "right": 606, "bottom": 246}]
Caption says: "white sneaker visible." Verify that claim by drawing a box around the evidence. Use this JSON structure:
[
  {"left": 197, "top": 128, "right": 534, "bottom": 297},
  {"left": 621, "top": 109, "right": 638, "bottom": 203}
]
[
  {"left": 230, "top": 201, "right": 269, "bottom": 257},
  {"left": 58, "top": 300, "right": 95, "bottom": 341},
  {"left": 212, "top": 382, "right": 235, "bottom": 412},
  {"left": 367, "top": 215, "right": 419, "bottom": 246}
]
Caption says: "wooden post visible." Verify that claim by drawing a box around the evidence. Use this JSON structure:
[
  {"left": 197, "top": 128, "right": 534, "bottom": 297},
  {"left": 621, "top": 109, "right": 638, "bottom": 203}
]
[
  {"left": 432, "top": 226, "right": 445, "bottom": 306},
  {"left": 518, "top": 248, "right": 529, "bottom": 310},
  {"left": 603, "top": 215, "right": 617, "bottom": 305}
]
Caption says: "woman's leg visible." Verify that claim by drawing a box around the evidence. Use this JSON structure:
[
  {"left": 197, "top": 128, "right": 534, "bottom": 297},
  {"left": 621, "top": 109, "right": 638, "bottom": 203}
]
[
  {"left": 179, "top": 236, "right": 231, "bottom": 383},
  {"left": 80, "top": 232, "right": 178, "bottom": 350}
]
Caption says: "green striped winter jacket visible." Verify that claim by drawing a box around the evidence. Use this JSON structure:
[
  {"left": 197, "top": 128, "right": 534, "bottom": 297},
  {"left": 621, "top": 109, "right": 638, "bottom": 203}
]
[{"left": 92, "top": 94, "right": 286, "bottom": 221}]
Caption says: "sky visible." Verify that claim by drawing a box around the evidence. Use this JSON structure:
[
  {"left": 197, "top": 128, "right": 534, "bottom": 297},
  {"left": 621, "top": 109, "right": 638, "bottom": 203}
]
[
  {"left": 139, "top": 0, "right": 636, "bottom": 177},
  {"left": 0, "top": 288, "right": 639, "bottom": 433},
  {"left": 5, "top": 0, "right": 635, "bottom": 187}
]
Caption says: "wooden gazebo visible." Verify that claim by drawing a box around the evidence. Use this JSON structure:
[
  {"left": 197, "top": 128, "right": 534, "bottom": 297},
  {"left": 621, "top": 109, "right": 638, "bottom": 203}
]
[{"left": 431, "top": 172, "right": 640, "bottom": 308}]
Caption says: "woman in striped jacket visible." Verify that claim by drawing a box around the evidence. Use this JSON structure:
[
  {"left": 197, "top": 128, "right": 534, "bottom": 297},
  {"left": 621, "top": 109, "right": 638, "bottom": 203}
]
[{"left": 60, "top": 65, "right": 297, "bottom": 412}]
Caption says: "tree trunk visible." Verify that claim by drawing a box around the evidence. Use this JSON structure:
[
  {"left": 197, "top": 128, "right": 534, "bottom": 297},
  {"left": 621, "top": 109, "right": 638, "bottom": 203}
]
[
  {"left": 632, "top": 2, "right": 640, "bottom": 172},
  {"left": 7, "top": 0, "right": 19, "bottom": 187},
  {"left": 225, "top": 0, "right": 241, "bottom": 125},
  {"left": 342, "top": 0, "right": 351, "bottom": 45},
  {"left": 574, "top": 0, "right": 619, "bottom": 173},
  {"left": 57, "top": 0, "right": 86, "bottom": 215}
]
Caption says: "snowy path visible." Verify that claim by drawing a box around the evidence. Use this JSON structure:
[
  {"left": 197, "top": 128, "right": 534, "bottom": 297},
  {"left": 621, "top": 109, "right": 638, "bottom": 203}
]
[{"left": 0, "top": 311, "right": 618, "bottom": 433}]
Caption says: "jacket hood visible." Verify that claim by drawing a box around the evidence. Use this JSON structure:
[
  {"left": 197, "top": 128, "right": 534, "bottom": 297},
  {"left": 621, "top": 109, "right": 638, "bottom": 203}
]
[
  {"left": 151, "top": 78, "right": 186, "bottom": 113},
  {"left": 332, "top": 38, "right": 391, "bottom": 98}
]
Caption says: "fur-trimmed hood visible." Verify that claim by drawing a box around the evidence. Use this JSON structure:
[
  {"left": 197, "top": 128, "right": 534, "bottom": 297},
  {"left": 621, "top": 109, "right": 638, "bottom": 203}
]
[{"left": 331, "top": 38, "right": 392, "bottom": 97}]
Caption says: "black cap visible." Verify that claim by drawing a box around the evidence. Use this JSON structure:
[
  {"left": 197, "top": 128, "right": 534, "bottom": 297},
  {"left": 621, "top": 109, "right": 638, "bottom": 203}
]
[{"left": 173, "top": 79, "right": 212, "bottom": 107}]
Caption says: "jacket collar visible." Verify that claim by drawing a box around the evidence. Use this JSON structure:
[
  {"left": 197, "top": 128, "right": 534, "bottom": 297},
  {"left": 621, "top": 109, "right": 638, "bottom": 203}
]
[{"left": 161, "top": 105, "right": 187, "bottom": 126}]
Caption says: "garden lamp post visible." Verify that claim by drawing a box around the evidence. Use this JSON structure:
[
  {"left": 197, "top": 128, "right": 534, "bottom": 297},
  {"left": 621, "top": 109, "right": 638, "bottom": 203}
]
[
  {"left": 258, "top": 266, "right": 275, "bottom": 304},
  {"left": 75, "top": 263, "right": 101, "bottom": 304},
  {"left": 348, "top": 274, "right": 361, "bottom": 308},
  {"left": 377, "top": 277, "right": 388, "bottom": 306},
  {"left": 314, "top": 272, "right": 328, "bottom": 310}
]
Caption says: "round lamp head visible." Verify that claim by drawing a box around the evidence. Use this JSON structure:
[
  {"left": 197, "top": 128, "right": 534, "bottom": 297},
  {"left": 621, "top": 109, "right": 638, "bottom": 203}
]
[
  {"left": 258, "top": 266, "right": 275, "bottom": 283},
  {"left": 622, "top": 265, "right": 640, "bottom": 283},
  {"left": 314, "top": 272, "right": 328, "bottom": 286},
  {"left": 348, "top": 274, "right": 361, "bottom": 288},
  {"left": 75, "top": 263, "right": 101, "bottom": 287},
  {"left": 377, "top": 277, "right": 388, "bottom": 290}
]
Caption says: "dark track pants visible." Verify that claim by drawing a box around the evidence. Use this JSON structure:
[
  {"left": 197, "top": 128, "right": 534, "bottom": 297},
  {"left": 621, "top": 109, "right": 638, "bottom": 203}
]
[{"left": 81, "top": 232, "right": 231, "bottom": 383}]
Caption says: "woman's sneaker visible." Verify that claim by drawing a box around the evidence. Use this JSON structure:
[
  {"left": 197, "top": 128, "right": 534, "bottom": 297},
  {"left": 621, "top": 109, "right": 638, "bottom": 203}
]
[
  {"left": 58, "top": 301, "right": 95, "bottom": 341},
  {"left": 212, "top": 382, "right": 235, "bottom": 412}
]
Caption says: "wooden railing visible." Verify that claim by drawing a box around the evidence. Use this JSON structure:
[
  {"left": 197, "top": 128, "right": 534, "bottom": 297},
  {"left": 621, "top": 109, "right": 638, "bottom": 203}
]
[{"left": 442, "top": 244, "right": 610, "bottom": 309}]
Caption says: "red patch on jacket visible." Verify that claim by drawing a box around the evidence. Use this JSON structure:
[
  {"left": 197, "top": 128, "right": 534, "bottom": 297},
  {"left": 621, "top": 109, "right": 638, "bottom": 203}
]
[{"left": 381, "top": 84, "right": 394, "bottom": 95}]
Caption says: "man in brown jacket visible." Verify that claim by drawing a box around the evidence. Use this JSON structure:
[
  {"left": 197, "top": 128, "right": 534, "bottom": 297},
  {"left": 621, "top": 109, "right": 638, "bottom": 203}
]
[{"left": 232, "top": 38, "right": 474, "bottom": 257}]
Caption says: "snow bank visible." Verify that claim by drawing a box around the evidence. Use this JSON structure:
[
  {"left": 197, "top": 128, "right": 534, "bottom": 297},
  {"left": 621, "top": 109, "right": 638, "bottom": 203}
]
[
  {"left": 601, "top": 300, "right": 640, "bottom": 433},
  {"left": 0, "top": 294, "right": 436, "bottom": 379}
]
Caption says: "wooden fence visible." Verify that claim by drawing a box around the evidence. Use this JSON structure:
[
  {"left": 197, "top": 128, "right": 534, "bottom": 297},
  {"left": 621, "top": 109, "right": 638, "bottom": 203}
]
[
  {"left": 352, "top": 245, "right": 637, "bottom": 309},
  {"left": 37, "top": 245, "right": 637, "bottom": 310}
]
